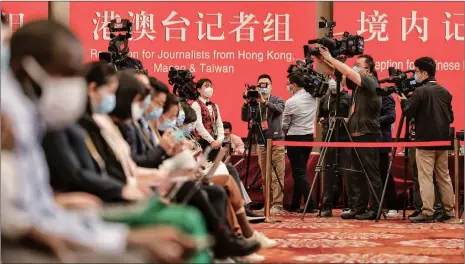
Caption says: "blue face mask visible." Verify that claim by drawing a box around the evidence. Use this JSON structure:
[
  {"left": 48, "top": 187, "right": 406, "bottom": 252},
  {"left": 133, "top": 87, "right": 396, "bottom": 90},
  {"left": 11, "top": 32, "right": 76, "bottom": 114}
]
[
  {"left": 95, "top": 94, "right": 116, "bottom": 114},
  {"left": 159, "top": 118, "right": 177, "bottom": 131},
  {"left": 145, "top": 107, "right": 163, "bottom": 121},
  {"left": 142, "top": 95, "right": 152, "bottom": 111},
  {"left": 1, "top": 44, "right": 10, "bottom": 71},
  {"left": 177, "top": 113, "right": 186, "bottom": 127},
  {"left": 183, "top": 123, "right": 195, "bottom": 136},
  {"left": 352, "top": 66, "right": 360, "bottom": 73}
]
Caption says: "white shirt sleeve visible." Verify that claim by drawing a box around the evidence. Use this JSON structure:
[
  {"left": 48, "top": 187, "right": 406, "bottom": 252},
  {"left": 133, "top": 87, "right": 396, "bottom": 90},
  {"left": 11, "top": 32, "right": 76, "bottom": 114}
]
[
  {"left": 1, "top": 152, "right": 32, "bottom": 239},
  {"left": 191, "top": 101, "right": 215, "bottom": 143},
  {"left": 282, "top": 99, "right": 294, "bottom": 130},
  {"left": 215, "top": 105, "right": 224, "bottom": 142}
]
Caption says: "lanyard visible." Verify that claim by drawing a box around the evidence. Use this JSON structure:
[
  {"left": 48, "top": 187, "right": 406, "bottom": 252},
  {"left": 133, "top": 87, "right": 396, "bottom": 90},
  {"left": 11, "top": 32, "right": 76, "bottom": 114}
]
[
  {"left": 133, "top": 121, "right": 154, "bottom": 149},
  {"left": 83, "top": 131, "right": 109, "bottom": 179},
  {"left": 259, "top": 100, "right": 268, "bottom": 121}
]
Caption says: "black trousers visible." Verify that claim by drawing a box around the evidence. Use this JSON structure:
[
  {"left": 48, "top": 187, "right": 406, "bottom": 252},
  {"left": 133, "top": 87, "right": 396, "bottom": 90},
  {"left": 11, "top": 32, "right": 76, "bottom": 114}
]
[
  {"left": 322, "top": 146, "right": 343, "bottom": 210},
  {"left": 342, "top": 133, "right": 383, "bottom": 211},
  {"left": 174, "top": 181, "right": 230, "bottom": 235},
  {"left": 198, "top": 139, "right": 220, "bottom": 162},
  {"left": 286, "top": 134, "right": 313, "bottom": 208},
  {"left": 379, "top": 152, "right": 399, "bottom": 210}
]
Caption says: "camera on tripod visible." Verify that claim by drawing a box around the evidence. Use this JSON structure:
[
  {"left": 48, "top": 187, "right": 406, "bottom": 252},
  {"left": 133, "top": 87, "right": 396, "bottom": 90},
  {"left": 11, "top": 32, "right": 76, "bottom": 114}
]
[
  {"left": 377, "top": 67, "right": 418, "bottom": 97},
  {"left": 243, "top": 84, "right": 260, "bottom": 108},
  {"left": 287, "top": 58, "right": 328, "bottom": 98},
  {"left": 98, "top": 18, "right": 147, "bottom": 74},
  {"left": 168, "top": 67, "right": 197, "bottom": 102},
  {"left": 305, "top": 17, "right": 365, "bottom": 60}
]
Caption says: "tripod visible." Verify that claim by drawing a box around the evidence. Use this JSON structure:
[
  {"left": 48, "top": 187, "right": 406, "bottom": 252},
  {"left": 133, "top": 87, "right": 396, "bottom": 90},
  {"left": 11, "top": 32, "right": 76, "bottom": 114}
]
[
  {"left": 302, "top": 71, "right": 386, "bottom": 220},
  {"left": 376, "top": 114, "right": 411, "bottom": 221},
  {"left": 240, "top": 104, "right": 284, "bottom": 194}
]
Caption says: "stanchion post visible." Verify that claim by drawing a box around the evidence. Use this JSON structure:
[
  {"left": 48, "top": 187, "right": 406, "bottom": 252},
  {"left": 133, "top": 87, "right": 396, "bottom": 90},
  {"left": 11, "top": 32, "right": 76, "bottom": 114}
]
[
  {"left": 454, "top": 138, "right": 460, "bottom": 219},
  {"left": 264, "top": 139, "right": 273, "bottom": 222}
]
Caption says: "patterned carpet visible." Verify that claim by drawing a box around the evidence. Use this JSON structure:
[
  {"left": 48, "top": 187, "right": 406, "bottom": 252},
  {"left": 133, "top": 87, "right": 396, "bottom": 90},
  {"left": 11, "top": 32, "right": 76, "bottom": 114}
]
[{"left": 252, "top": 210, "right": 464, "bottom": 263}]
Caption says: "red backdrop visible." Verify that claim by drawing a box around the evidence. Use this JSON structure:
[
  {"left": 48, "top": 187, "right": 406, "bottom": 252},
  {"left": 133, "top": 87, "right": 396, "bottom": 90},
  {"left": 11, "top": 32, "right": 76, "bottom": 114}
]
[
  {"left": 1, "top": 2, "right": 48, "bottom": 31},
  {"left": 334, "top": 2, "right": 464, "bottom": 133},
  {"left": 69, "top": 2, "right": 316, "bottom": 137}
]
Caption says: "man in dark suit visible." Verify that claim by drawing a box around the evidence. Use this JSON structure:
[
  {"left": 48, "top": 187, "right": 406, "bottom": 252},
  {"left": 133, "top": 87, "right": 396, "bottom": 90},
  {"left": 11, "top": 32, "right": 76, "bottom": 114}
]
[{"left": 378, "top": 95, "right": 399, "bottom": 217}]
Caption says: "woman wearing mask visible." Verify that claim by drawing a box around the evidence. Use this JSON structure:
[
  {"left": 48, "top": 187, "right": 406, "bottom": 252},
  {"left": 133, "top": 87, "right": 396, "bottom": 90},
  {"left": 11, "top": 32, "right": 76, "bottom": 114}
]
[
  {"left": 191, "top": 79, "right": 225, "bottom": 161},
  {"left": 140, "top": 77, "right": 168, "bottom": 146},
  {"left": 44, "top": 62, "right": 152, "bottom": 202},
  {"left": 109, "top": 73, "right": 177, "bottom": 169}
]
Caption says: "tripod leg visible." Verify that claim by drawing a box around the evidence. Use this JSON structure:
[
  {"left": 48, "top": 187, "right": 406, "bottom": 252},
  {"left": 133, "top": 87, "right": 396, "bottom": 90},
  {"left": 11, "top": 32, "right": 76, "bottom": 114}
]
[
  {"left": 241, "top": 126, "right": 254, "bottom": 188},
  {"left": 376, "top": 115, "right": 405, "bottom": 221},
  {"left": 302, "top": 119, "right": 336, "bottom": 220}
]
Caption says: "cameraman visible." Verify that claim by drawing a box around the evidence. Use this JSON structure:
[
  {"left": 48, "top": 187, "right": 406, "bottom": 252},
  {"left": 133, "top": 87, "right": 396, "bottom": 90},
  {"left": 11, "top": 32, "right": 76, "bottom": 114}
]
[
  {"left": 399, "top": 57, "right": 455, "bottom": 223},
  {"left": 241, "top": 74, "right": 285, "bottom": 214},
  {"left": 282, "top": 73, "right": 317, "bottom": 213},
  {"left": 316, "top": 47, "right": 383, "bottom": 220},
  {"left": 318, "top": 79, "right": 352, "bottom": 217}
]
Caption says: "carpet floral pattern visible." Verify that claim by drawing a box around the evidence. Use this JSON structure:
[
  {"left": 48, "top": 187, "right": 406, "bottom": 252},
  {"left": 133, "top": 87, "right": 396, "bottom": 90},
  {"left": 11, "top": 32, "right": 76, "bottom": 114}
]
[{"left": 252, "top": 210, "right": 464, "bottom": 263}]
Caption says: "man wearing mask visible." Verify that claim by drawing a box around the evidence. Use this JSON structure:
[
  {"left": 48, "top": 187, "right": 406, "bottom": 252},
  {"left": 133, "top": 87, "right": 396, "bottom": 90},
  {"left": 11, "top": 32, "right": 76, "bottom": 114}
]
[
  {"left": 191, "top": 78, "right": 225, "bottom": 161},
  {"left": 1, "top": 19, "right": 197, "bottom": 262},
  {"left": 241, "top": 74, "right": 286, "bottom": 214},
  {"left": 316, "top": 48, "right": 383, "bottom": 220},
  {"left": 318, "top": 79, "right": 352, "bottom": 217},
  {"left": 399, "top": 57, "right": 455, "bottom": 223}
]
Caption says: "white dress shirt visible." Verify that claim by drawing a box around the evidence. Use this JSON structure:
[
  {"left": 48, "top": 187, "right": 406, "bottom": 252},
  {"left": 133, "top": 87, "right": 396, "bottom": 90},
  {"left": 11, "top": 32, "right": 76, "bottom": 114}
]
[
  {"left": 282, "top": 89, "right": 317, "bottom": 136},
  {"left": 191, "top": 97, "right": 225, "bottom": 143}
]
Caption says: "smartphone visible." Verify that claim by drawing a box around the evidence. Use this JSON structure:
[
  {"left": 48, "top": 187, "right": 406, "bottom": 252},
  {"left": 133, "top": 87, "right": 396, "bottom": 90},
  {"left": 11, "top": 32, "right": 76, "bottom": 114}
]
[{"left": 171, "top": 130, "right": 184, "bottom": 143}]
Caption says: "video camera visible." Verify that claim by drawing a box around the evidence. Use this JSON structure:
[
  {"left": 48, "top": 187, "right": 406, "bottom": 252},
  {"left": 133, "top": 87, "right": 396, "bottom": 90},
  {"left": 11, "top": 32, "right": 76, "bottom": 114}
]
[
  {"left": 305, "top": 17, "right": 364, "bottom": 61},
  {"left": 99, "top": 18, "right": 147, "bottom": 74},
  {"left": 287, "top": 58, "right": 328, "bottom": 98},
  {"left": 377, "top": 67, "right": 417, "bottom": 97},
  {"left": 168, "top": 67, "right": 197, "bottom": 102},
  {"left": 243, "top": 84, "right": 260, "bottom": 108}
]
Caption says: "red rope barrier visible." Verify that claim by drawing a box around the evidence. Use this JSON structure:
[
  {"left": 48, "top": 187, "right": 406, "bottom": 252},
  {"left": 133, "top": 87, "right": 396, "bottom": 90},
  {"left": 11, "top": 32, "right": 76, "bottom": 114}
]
[{"left": 272, "top": 140, "right": 452, "bottom": 148}]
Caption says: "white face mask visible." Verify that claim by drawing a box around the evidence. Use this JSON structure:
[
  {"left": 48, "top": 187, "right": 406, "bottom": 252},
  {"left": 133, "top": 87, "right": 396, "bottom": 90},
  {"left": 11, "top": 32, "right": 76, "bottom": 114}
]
[
  {"left": 328, "top": 79, "right": 337, "bottom": 91},
  {"left": 131, "top": 102, "right": 144, "bottom": 121},
  {"left": 203, "top": 87, "right": 214, "bottom": 98},
  {"left": 21, "top": 57, "right": 87, "bottom": 131}
]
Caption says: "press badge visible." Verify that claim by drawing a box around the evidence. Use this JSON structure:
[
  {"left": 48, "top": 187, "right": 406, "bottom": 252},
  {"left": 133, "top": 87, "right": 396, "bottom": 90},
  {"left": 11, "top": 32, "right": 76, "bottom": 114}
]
[{"left": 261, "top": 120, "right": 269, "bottom": 130}]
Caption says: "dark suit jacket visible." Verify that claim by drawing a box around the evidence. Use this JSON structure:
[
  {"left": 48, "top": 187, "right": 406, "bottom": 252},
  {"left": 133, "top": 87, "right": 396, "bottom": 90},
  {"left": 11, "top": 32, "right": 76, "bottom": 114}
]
[
  {"left": 379, "top": 95, "right": 396, "bottom": 153},
  {"left": 43, "top": 119, "right": 126, "bottom": 202},
  {"left": 241, "top": 94, "right": 285, "bottom": 141},
  {"left": 115, "top": 122, "right": 167, "bottom": 168}
]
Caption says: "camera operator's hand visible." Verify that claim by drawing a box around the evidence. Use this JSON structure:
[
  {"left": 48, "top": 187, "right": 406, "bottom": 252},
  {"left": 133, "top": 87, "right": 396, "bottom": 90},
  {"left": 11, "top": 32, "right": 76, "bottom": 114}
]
[
  {"left": 258, "top": 91, "right": 265, "bottom": 104},
  {"left": 398, "top": 93, "right": 408, "bottom": 101},
  {"left": 318, "top": 46, "right": 333, "bottom": 61},
  {"left": 243, "top": 91, "right": 248, "bottom": 104},
  {"left": 318, "top": 117, "right": 325, "bottom": 127},
  {"left": 344, "top": 118, "right": 349, "bottom": 124}
]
